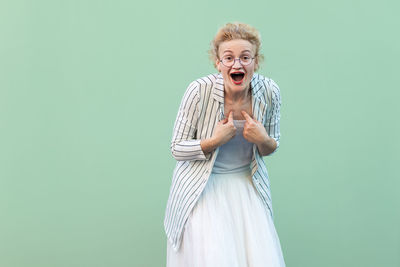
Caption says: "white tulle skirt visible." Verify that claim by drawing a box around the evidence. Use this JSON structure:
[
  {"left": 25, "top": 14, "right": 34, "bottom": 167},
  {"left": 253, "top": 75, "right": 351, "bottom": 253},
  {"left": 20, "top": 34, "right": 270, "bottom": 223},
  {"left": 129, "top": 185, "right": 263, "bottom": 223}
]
[{"left": 166, "top": 168, "right": 286, "bottom": 267}]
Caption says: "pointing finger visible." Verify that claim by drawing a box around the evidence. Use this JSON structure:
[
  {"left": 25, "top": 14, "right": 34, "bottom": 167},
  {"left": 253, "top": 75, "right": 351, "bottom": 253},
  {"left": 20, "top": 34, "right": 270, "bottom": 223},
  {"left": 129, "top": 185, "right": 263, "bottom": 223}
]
[{"left": 241, "top": 110, "right": 253, "bottom": 122}]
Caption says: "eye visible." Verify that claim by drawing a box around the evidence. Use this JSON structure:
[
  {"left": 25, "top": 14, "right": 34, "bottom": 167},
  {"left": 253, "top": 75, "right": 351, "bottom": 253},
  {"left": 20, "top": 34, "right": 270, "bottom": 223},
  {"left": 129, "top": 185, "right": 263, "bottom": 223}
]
[
  {"left": 241, "top": 55, "right": 251, "bottom": 60},
  {"left": 224, "top": 56, "right": 233, "bottom": 61}
]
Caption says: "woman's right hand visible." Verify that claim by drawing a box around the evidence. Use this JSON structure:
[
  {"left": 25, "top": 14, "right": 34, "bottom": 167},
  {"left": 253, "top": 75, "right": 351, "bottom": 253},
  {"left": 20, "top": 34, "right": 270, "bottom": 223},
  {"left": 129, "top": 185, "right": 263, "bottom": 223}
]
[{"left": 212, "top": 110, "right": 237, "bottom": 147}]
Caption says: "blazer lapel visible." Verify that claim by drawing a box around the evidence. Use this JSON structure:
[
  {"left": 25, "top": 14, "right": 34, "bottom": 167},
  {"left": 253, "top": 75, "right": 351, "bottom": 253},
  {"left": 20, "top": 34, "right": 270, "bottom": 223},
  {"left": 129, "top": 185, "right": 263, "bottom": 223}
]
[
  {"left": 250, "top": 74, "right": 267, "bottom": 166},
  {"left": 213, "top": 73, "right": 225, "bottom": 121},
  {"left": 249, "top": 74, "right": 266, "bottom": 124}
]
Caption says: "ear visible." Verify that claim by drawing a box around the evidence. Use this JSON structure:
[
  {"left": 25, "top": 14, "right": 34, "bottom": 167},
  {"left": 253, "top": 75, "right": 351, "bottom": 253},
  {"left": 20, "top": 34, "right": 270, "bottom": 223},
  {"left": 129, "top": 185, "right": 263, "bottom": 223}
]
[{"left": 254, "top": 57, "right": 259, "bottom": 71}]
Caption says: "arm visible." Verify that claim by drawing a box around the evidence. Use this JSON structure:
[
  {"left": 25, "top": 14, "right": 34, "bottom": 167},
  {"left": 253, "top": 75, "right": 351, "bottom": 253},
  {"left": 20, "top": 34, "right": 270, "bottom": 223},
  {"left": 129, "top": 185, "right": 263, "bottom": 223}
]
[
  {"left": 261, "top": 79, "right": 281, "bottom": 156},
  {"left": 256, "top": 135, "right": 278, "bottom": 157},
  {"left": 200, "top": 137, "right": 220, "bottom": 156},
  {"left": 170, "top": 82, "right": 211, "bottom": 161}
]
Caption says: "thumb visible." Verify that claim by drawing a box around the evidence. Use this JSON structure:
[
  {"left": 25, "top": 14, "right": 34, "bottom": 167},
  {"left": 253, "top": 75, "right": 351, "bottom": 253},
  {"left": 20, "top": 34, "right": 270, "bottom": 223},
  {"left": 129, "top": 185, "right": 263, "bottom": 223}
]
[{"left": 228, "top": 110, "right": 234, "bottom": 123}]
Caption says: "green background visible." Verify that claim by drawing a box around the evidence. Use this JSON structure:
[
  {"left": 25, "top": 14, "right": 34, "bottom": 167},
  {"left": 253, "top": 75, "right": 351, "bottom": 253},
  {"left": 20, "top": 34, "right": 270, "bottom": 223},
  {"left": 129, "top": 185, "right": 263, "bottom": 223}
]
[{"left": 1, "top": 0, "right": 399, "bottom": 266}]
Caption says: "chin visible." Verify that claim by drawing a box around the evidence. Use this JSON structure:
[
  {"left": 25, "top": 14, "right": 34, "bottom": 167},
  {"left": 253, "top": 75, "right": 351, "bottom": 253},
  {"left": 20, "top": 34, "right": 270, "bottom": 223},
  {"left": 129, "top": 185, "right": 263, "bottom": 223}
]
[{"left": 230, "top": 84, "right": 250, "bottom": 94}]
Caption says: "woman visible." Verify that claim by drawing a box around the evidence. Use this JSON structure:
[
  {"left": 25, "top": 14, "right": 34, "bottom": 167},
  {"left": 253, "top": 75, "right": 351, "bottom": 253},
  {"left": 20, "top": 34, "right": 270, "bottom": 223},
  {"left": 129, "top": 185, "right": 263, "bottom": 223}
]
[{"left": 164, "top": 22, "right": 286, "bottom": 267}]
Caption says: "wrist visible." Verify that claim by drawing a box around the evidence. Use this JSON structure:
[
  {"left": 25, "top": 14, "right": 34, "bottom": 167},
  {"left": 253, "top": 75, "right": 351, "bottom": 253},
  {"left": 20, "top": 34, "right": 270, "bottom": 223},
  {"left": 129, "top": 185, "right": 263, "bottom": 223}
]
[
  {"left": 201, "top": 136, "right": 219, "bottom": 155},
  {"left": 256, "top": 135, "right": 277, "bottom": 157},
  {"left": 209, "top": 136, "right": 220, "bottom": 148},
  {"left": 256, "top": 134, "right": 271, "bottom": 146}
]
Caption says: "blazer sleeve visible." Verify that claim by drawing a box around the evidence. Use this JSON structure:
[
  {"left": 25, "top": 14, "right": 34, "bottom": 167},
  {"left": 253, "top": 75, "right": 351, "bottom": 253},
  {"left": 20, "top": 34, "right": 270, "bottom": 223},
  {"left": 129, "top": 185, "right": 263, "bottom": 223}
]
[
  {"left": 264, "top": 78, "right": 281, "bottom": 156},
  {"left": 170, "top": 81, "right": 210, "bottom": 161}
]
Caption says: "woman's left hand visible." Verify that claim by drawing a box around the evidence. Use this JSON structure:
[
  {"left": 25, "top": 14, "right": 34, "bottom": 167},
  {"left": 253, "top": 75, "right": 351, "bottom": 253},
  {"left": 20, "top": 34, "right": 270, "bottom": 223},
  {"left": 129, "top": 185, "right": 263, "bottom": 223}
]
[{"left": 241, "top": 110, "right": 270, "bottom": 145}]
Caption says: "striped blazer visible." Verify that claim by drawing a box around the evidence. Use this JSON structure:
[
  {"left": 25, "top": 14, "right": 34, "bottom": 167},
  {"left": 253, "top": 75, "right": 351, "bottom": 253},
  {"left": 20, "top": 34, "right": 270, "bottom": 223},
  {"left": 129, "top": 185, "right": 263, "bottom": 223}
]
[{"left": 164, "top": 72, "right": 281, "bottom": 252}]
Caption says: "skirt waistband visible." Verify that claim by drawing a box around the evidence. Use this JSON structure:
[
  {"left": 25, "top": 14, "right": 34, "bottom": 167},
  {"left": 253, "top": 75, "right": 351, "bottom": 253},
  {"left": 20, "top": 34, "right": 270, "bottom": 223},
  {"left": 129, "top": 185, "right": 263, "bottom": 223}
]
[{"left": 210, "top": 168, "right": 252, "bottom": 178}]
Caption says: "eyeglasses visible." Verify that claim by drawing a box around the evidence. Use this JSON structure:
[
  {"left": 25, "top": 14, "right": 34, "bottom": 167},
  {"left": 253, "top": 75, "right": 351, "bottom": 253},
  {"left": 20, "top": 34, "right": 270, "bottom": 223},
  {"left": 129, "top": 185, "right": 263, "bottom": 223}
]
[{"left": 219, "top": 55, "right": 255, "bottom": 67}]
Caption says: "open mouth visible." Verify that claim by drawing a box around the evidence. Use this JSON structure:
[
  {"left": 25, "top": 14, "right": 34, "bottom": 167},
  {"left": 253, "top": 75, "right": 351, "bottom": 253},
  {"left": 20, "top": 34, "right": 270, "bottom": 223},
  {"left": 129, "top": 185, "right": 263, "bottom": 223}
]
[{"left": 230, "top": 72, "right": 245, "bottom": 85}]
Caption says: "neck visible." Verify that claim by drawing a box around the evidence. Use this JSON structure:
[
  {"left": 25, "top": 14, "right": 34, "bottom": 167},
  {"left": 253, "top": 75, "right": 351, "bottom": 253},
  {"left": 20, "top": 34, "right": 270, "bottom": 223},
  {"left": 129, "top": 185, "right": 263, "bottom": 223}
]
[{"left": 225, "top": 85, "right": 251, "bottom": 103}]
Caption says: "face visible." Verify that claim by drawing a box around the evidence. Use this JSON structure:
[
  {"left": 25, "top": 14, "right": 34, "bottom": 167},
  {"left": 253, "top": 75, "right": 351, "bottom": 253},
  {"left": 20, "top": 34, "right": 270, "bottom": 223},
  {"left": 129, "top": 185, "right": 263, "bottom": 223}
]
[{"left": 216, "top": 39, "right": 258, "bottom": 95}]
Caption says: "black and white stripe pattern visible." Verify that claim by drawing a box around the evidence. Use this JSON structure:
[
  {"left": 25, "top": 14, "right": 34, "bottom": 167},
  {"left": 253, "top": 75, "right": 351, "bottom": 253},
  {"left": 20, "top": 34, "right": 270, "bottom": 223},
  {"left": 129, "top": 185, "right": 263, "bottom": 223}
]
[{"left": 164, "top": 72, "right": 282, "bottom": 252}]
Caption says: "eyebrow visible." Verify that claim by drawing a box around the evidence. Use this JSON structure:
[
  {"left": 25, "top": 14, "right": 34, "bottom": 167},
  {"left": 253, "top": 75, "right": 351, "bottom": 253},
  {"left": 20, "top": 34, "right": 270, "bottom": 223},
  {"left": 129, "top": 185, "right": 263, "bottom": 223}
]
[{"left": 223, "top": 49, "right": 252, "bottom": 54}]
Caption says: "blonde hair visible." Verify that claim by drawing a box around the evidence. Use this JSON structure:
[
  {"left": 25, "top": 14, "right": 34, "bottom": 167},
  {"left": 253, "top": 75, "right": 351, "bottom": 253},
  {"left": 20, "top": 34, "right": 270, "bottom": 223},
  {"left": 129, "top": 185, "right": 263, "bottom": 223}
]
[{"left": 209, "top": 22, "right": 264, "bottom": 71}]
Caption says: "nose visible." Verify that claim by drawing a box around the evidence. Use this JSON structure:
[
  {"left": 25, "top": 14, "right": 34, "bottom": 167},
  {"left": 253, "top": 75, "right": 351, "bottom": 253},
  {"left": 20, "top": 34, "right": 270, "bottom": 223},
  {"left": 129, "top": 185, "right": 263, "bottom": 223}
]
[{"left": 232, "top": 58, "right": 243, "bottom": 68}]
